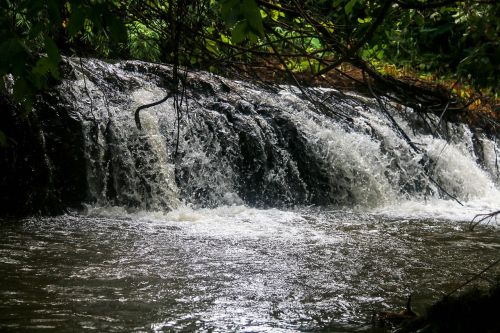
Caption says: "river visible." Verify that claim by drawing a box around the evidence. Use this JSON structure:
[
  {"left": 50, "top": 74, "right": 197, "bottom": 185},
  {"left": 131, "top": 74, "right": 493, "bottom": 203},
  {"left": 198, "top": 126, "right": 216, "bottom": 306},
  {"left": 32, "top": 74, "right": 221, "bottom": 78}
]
[{"left": 1, "top": 205, "right": 499, "bottom": 332}]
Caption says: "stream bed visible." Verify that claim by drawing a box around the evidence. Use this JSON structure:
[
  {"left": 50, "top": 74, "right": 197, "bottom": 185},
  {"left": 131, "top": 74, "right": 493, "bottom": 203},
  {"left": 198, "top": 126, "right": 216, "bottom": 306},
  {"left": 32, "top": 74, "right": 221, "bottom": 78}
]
[{"left": 1, "top": 206, "right": 499, "bottom": 332}]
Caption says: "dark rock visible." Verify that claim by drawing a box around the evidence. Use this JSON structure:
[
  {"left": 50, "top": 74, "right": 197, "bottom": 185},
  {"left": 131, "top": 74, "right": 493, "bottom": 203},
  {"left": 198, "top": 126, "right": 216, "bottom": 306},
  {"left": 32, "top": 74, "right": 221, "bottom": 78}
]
[{"left": 0, "top": 92, "right": 87, "bottom": 216}]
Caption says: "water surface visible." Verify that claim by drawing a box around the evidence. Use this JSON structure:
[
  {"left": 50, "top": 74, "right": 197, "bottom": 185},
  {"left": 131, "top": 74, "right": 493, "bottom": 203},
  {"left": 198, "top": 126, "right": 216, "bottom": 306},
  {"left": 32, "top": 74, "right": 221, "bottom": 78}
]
[{"left": 1, "top": 206, "right": 499, "bottom": 332}]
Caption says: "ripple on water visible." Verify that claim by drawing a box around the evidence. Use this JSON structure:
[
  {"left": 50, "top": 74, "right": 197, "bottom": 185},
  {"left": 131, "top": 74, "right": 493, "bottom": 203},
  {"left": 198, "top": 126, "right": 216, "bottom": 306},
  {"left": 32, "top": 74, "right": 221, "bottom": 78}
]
[{"left": 0, "top": 206, "right": 499, "bottom": 332}]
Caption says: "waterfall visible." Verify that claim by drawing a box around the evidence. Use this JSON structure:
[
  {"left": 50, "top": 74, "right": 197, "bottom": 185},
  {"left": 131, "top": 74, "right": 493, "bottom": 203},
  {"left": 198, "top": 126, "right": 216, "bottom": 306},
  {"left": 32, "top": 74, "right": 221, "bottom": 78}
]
[{"left": 33, "top": 58, "right": 500, "bottom": 212}]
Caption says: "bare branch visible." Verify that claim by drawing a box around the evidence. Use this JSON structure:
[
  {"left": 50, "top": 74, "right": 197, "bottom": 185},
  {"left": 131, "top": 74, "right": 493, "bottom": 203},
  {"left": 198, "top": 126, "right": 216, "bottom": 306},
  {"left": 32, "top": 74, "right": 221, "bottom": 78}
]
[{"left": 469, "top": 210, "right": 500, "bottom": 231}]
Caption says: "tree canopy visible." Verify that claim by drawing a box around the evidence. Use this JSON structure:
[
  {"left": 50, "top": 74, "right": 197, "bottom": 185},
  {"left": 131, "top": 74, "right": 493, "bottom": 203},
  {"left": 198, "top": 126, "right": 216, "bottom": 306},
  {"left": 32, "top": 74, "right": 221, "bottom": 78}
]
[{"left": 0, "top": 0, "right": 498, "bottom": 139}]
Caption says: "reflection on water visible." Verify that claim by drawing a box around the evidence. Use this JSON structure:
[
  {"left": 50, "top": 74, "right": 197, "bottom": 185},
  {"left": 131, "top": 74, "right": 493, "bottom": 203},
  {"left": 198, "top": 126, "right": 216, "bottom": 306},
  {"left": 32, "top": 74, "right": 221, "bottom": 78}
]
[{"left": 1, "top": 206, "right": 499, "bottom": 332}]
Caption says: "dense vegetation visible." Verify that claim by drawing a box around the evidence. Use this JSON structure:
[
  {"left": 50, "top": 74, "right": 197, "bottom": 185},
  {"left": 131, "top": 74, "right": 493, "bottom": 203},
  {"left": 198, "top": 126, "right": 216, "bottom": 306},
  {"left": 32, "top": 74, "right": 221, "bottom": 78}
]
[{"left": 0, "top": 0, "right": 498, "bottom": 144}]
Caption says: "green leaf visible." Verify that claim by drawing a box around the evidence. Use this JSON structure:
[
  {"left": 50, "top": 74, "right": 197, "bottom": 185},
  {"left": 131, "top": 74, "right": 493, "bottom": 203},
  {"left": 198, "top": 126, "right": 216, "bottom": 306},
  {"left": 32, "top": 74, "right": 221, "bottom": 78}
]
[
  {"left": 231, "top": 21, "right": 247, "bottom": 44},
  {"left": 44, "top": 36, "right": 61, "bottom": 63},
  {"left": 89, "top": 4, "right": 105, "bottom": 30},
  {"left": 299, "top": 59, "right": 310, "bottom": 71},
  {"left": 47, "top": 0, "right": 62, "bottom": 24},
  {"left": 415, "top": 14, "right": 424, "bottom": 26},
  {"left": 68, "top": 6, "right": 85, "bottom": 37},
  {"left": 0, "top": 39, "right": 29, "bottom": 76},
  {"left": 32, "top": 57, "right": 52, "bottom": 83},
  {"left": 344, "top": 0, "right": 357, "bottom": 15},
  {"left": 310, "top": 37, "right": 321, "bottom": 49},
  {"left": 220, "top": 33, "right": 232, "bottom": 44},
  {"left": 205, "top": 38, "right": 219, "bottom": 54},
  {"left": 220, "top": 0, "right": 240, "bottom": 26},
  {"left": 242, "top": 0, "right": 264, "bottom": 36},
  {"left": 26, "top": 0, "right": 44, "bottom": 13},
  {"left": 358, "top": 17, "right": 372, "bottom": 24},
  {"left": 28, "top": 22, "right": 45, "bottom": 39},
  {"left": 13, "top": 77, "right": 30, "bottom": 102},
  {"left": 247, "top": 31, "right": 258, "bottom": 43},
  {"left": 0, "top": 38, "right": 24, "bottom": 59},
  {"left": 108, "top": 16, "right": 128, "bottom": 42}
]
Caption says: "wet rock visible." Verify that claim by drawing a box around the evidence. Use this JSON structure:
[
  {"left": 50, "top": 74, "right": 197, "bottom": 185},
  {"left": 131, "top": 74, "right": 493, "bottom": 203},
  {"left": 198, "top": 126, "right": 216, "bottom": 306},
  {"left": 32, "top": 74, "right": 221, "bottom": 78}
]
[{"left": 0, "top": 92, "right": 87, "bottom": 215}]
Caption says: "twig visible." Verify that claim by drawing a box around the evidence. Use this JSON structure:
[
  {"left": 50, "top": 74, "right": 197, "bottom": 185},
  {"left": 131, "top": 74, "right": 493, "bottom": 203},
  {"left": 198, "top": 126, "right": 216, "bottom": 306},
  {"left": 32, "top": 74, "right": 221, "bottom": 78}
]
[
  {"left": 469, "top": 209, "right": 500, "bottom": 231},
  {"left": 428, "top": 176, "right": 463, "bottom": 206},
  {"left": 363, "top": 70, "right": 420, "bottom": 152},
  {"left": 264, "top": 33, "right": 349, "bottom": 120},
  {"left": 363, "top": 70, "right": 464, "bottom": 206},
  {"left": 134, "top": 92, "right": 174, "bottom": 130},
  {"left": 433, "top": 99, "right": 450, "bottom": 137},
  {"left": 444, "top": 257, "right": 500, "bottom": 298}
]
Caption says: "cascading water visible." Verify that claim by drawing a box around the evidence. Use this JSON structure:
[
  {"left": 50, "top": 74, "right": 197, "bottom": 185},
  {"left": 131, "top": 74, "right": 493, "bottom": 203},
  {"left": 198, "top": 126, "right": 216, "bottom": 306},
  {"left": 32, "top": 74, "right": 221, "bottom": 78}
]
[
  {"left": 54, "top": 58, "right": 499, "bottom": 215},
  {"left": 1, "top": 58, "right": 500, "bottom": 332}
]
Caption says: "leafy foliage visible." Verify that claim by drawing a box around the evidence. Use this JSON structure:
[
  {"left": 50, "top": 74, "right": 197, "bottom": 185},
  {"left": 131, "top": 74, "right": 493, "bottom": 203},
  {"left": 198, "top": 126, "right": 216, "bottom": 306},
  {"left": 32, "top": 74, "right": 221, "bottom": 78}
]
[
  {"left": 1, "top": 0, "right": 498, "bottom": 118},
  {"left": 369, "top": 1, "right": 499, "bottom": 91},
  {"left": 219, "top": 0, "right": 264, "bottom": 43},
  {"left": 0, "top": 0, "right": 127, "bottom": 112}
]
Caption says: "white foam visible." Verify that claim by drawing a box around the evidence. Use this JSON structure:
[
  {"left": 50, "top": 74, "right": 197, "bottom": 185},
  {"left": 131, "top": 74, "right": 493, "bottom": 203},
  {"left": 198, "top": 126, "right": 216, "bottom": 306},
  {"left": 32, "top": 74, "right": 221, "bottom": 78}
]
[
  {"left": 373, "top": 196, "right": 500, "bottom": 225},
  {"left": 81, "top": 204, "right": 350, "bottom": 245}
]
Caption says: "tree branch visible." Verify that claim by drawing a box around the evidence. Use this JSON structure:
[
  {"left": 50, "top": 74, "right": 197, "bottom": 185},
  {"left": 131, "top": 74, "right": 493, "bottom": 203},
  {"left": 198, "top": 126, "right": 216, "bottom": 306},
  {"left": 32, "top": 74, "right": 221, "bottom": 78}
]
[{"left": 395, "top": 0, "right": 459, "bottom": 9}]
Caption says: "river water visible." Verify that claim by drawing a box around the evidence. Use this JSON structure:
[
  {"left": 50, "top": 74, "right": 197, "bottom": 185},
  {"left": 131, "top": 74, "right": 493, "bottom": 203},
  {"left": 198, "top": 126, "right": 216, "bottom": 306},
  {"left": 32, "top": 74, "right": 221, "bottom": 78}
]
[{"left": 1, "top": 205, "right": 499, "bottom": 332}]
